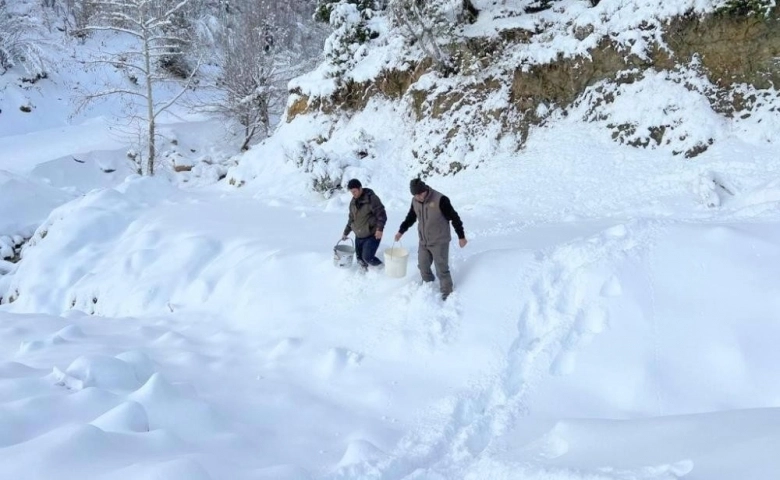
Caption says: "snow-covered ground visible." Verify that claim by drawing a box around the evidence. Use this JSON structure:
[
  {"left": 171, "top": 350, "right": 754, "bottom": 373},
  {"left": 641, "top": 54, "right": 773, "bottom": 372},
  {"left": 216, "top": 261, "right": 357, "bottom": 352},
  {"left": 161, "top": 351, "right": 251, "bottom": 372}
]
[
  {"left": 3, "top": 1, "right": 780, "bottom": 479},
  {"left": 3, "top": 112, "right": 780, "bottom": 479}
]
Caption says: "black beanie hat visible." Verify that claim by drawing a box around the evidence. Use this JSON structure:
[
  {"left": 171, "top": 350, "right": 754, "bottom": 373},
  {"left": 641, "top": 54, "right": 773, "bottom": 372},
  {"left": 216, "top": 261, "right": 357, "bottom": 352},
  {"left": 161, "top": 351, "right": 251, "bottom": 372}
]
[
  {"left": 347, "top": 178, "right": 362, "bottom": 190},
  {"left": 410, "top": 178, "right": 427, "bottom": 195}
]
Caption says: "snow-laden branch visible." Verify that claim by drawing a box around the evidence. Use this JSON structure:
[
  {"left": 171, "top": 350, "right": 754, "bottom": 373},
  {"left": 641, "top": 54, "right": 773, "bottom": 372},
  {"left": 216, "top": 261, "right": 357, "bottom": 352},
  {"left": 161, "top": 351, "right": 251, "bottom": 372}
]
[
  {"left": 81, "top": 25, "right": 144, "bottom": 39},
  {"left": 81, "top": 87, "right": 147, "bottom": 100},
  {"left": 93, "top": 10, "right": 145, "bottom": 29},
  {"left": 80, "top": 58, "right": 149, "bottom": 75},
  {"left": 153, "top": 56, "right": 202, "bottom": 118}
]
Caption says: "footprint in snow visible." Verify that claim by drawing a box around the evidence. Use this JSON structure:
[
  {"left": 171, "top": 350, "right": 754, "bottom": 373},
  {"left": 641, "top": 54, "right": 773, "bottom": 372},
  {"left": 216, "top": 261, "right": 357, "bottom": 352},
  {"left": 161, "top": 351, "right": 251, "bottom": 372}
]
[
  {"left": 318, "top": 347, "right": 363, "bottom": 378},
  {"left": 331, "top": 439, "right": 388, "bottom": 477},
  {"left": 267, "top": 337, "right": 303, "bottom": 361},
  {"left": 600, "top": 274, "right": 623, "bottom": 297},
  {"left": 18, "top": 334, "right": 67, "bottom": 353}
]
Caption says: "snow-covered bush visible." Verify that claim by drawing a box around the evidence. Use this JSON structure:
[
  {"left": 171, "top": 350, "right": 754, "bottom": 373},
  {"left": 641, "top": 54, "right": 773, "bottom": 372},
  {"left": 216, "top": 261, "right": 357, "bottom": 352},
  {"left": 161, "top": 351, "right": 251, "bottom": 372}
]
[
  {"left": 315, "top": 0, "right": 380, "bottom": 23},
  {"left": 717, "top": 0, "right": 775, "bottom": 17},
  {"left": 693, "top": 171, "right": 736, "bottom": 208},
  {"left": 286, "top": 141, "right": 346, "bottom": 196},
  {"left": 348, "top": 128, "right": 377, "bottom": 161},
  {"left": 572, "top": 68, "right": 726, "bottom": 158},
  {"left": 283, "top": 129, "right": 379, "bottom": 197},
  {"left": 727, "top": 84, "right": 780, "bottom": 143}
]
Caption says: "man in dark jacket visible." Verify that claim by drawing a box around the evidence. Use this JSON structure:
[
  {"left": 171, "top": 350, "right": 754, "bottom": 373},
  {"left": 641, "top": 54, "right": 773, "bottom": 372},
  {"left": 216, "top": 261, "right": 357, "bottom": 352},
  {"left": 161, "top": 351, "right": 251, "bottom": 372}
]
[
  {"left": 394, "top": 178, "right": 468, "bottom": 300},
  {"left": 342, "top": 179, "right": 387, "bottom": 270}
]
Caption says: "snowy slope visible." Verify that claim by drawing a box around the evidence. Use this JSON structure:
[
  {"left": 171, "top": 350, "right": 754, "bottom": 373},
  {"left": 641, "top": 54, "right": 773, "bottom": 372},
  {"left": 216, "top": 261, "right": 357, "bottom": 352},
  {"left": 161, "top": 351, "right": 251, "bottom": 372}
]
[
  {"left": 0, "top": 26, "right": 238, "bottom": 262},
  {"left": 2, "top": 0, "right": 780, "bottom": 479},
  {"left": 3, "top": 111, "right": 780, "bottom": 479},
  {"left": 230, "top": 0, "right": 779, "bottom": 194}
]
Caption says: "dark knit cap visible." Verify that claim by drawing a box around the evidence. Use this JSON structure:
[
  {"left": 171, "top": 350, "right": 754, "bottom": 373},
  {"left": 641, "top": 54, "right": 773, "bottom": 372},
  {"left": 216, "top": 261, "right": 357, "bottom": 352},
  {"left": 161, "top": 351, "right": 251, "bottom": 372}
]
[
  {"left": 347, "top": 178, "right": 362, "bottom": 190},
  {"left": 410, "top": 178, "right": 428, "bottom": 195}
]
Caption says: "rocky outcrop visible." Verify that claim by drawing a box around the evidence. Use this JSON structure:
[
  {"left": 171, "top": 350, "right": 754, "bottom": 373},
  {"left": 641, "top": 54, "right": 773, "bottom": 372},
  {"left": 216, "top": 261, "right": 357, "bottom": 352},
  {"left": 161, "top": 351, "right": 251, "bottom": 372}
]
[{"left": 284, "top": 5, "right": 780, "bottom": 174}]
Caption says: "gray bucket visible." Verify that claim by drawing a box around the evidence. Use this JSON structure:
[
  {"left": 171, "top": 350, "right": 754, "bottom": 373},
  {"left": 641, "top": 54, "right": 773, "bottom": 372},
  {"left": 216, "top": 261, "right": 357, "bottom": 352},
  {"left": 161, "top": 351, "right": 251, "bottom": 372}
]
[{"left": 333, "top": 239, "right": 355, "bottom": 268}]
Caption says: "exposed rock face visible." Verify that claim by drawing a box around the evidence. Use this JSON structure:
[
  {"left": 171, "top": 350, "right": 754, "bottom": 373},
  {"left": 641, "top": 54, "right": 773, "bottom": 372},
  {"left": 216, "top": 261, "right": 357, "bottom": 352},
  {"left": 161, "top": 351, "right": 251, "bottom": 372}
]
[{"left": 666, "top": 9, "right": 780, "bottom": 89}]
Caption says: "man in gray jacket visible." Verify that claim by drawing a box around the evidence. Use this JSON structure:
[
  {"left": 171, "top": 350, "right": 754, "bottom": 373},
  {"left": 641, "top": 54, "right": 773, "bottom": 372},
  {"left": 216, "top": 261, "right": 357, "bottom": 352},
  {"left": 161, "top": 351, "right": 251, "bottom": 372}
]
[
  {"left": 342, "top": 179, "right": 387, "bottom": 270},
  {"left": 394, "top": 178, "right": 468, "bottom": 300}
]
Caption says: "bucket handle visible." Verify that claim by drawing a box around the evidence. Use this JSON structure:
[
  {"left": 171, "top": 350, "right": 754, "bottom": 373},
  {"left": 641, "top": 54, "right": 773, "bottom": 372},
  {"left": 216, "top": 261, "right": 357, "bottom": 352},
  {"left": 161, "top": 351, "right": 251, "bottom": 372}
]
[
  {"left": 388, "top": 240, "right": 403, "bottom": 258},
  {"left": 335, "top": 237, "right": 354, "bottom": 250}
]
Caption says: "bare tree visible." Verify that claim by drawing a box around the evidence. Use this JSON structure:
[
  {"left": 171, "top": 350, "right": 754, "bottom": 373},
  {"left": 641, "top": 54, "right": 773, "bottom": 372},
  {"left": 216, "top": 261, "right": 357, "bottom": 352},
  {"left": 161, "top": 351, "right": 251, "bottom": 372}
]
[
  {"left": 63, "top": 0, "right": 96, "bottom": 34},
  {"left": 201, "top": 0, "right": 325, "bottom": 151},
  {"left": 77, "top": 0, "right": 199, "bottom": 175}
]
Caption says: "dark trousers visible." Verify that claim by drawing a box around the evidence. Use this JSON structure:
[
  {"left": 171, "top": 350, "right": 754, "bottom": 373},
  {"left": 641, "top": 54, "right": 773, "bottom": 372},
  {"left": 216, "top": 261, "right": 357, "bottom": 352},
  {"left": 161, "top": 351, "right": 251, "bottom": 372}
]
[
  {"left": 356, "top": 235, "right": 382, "bottom": 267},
  {"left": 418, "top": 243, "right": 452, "bottom": 295}
]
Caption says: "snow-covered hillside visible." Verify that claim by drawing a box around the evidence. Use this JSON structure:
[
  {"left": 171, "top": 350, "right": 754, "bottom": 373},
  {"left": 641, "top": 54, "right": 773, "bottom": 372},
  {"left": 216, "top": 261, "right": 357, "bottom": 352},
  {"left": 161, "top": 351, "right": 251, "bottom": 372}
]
[
  {"left": 228, "top": 0, "right": 780, "bottom": 190},
  {"left": 2, "top": 0, "right": 780, "bottom": 479}
]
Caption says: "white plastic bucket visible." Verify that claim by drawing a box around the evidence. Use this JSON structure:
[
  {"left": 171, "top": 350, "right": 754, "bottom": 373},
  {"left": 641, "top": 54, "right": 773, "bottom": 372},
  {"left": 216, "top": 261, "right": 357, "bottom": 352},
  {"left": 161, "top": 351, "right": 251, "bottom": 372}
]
[
  {"left": 384, "top": 244, "right": 409, "bottom": 278},
  {"left": 333, "top": 239, "right": 355, "bottom": 268}
]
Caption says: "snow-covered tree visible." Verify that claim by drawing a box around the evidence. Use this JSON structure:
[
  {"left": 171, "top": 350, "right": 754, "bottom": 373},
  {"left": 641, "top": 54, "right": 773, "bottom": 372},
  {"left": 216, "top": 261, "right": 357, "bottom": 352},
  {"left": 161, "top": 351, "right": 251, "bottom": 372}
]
[
  {"left": 77, "top": 0, "right": 200, "bottom": 175},
  {"left": 0, "top": 0, "right": 50, "bottom": 77},
  {"left": 315, "top": 0, "right": 380, "bottom": 22},
  {"left": 315, "top": 0, "right": 385, "bottom": 79},
  {"left": 388, "top": 0, "right": 464, "bottom": 74},
  {"left": 204, "top": 0, "right": 325, "bottom": 150}
]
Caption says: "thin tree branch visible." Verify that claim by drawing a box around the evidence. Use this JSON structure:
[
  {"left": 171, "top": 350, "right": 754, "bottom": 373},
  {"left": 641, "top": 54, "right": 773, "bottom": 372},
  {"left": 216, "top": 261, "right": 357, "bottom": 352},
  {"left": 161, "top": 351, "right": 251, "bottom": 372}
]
[
  {"left": 82, "top": 25, "right": 144, "bottom": 38},
  {"left": 153, "top": 56, "right": 202, "bottom": 117}
]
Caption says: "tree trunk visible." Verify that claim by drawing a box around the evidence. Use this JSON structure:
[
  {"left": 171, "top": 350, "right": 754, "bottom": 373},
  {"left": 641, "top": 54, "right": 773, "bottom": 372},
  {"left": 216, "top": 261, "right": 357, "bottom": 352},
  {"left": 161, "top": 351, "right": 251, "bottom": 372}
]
[
  {"left": 143, "top": 17, "right": 156, "bottom": 176},
  {"left": 259, "top": 97, "right": 270, "bottom": 138},
  {"left": 240, "top": 124, "right": 256, "bottom": 151}
]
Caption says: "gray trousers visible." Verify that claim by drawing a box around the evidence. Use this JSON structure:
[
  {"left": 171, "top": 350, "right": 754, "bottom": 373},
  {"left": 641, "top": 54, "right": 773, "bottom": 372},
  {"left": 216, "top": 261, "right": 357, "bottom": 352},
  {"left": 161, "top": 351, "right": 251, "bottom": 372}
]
[{"left": 418, "top": 243, "right": 452, "bottom": 295}]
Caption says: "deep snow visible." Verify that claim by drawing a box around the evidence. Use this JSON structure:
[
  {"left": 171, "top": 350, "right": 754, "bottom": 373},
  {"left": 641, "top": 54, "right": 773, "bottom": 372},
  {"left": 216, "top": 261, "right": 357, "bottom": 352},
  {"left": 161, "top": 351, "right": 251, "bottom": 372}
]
[{"left": 2, "top": 0, "right": 780, "bottom": 478}]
